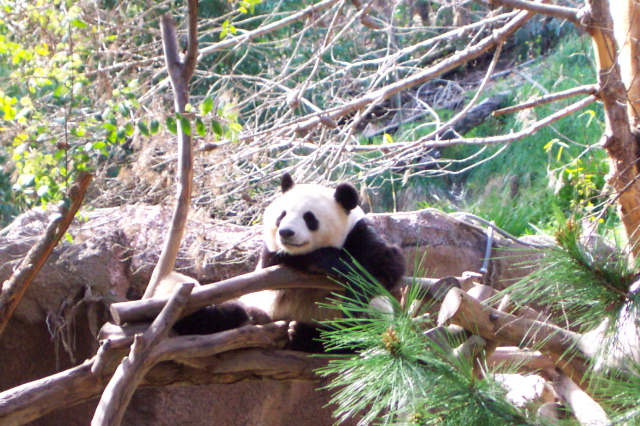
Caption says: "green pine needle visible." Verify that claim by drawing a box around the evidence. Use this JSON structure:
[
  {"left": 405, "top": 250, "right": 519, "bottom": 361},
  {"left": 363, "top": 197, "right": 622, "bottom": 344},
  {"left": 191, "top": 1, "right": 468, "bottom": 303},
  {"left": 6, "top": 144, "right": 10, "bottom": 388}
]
[
  {"left": 507, "top": 220, "right": 634, "bottom": 331},
  {"left": 318, "top": 261, "right": 534, "bottom": 425}
]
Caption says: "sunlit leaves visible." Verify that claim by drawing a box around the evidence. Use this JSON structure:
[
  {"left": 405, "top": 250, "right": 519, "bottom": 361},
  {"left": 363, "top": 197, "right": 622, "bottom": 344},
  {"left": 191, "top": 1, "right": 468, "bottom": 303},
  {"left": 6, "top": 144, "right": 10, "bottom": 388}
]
[
  {"left": 211, "top": 119, "right": 223, "bottom": 136},
  {"left": 237, "top": 0, "right": 261, "bottom": 14},
  {"left": 69, "top": 17, "right": 88, "bottom": 28},
  {"left": 195, "top": 117, "right": 206, "bottom": 137},
  {"left": 200, "top": 96, "right": 214, "bottom": 115},
  {"left": 178, "top": 113, "right": 191, "bottom": 136},
  {"left": 137, "top": 121, "right": 150, "bottom": 137},
  {"left": 166, "top": 116, "right": 177, "bottom": 134},
  {"left": 220, "top": 19, "right": 236, "bottom": 39}
]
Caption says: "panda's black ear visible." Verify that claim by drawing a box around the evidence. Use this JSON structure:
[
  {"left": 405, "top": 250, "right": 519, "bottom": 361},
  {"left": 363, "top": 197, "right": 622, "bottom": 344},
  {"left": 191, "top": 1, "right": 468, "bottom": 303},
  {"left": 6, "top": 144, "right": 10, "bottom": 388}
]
[
  {"left": 281, "top": 173, "right": 294, "bottom": 192},
  {"left": 334, "top": 183, "right": 359, "bottom": 211}
]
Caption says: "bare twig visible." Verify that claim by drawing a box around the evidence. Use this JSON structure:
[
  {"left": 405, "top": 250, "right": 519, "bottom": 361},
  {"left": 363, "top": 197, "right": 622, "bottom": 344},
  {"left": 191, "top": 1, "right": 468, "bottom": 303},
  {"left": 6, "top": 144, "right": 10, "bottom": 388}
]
[
  {"left": 411, "top": 95, "right": 597, "bottom": 149},
  {"left": 284, "top": 9, "right": 535, "bottom": 136},
  {"left": 483, "top": 0, "right": 583, "bottom": 25},
  {"left": 493, "top": 84, "right": 598, "bottom": 116}
]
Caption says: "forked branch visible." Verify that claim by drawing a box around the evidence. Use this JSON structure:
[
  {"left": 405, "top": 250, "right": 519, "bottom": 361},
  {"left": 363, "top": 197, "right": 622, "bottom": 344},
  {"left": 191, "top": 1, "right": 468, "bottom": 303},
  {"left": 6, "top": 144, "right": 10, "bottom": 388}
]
[{"left": 144, "top": 0, "right": 199, "bottom": 299}]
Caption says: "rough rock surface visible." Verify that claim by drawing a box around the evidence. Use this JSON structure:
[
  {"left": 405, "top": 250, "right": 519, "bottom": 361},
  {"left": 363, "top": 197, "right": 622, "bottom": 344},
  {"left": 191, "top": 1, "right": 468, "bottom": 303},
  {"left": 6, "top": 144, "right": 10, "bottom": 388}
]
[{"left": 0, "top": 205, "right": 542, "bottom": 425}]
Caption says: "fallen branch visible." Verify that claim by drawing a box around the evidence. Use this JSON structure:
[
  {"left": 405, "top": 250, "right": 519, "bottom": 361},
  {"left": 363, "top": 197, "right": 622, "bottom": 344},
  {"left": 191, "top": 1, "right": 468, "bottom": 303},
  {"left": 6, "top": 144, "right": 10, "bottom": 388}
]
[
  {"left": 113, "top": 267, "right": 463, "bottom": 326},
  {"left": 0, "top": 324, "right": 300, "bottom": 425},
  {"left": 438, "top": 287, "right": 591, "bottom": 388},
  {"left": 0, "top": 171, "right": 92, "bottom": 338},
  {"left": 92, "top": 282, "right": 194, "bottom": 425}
]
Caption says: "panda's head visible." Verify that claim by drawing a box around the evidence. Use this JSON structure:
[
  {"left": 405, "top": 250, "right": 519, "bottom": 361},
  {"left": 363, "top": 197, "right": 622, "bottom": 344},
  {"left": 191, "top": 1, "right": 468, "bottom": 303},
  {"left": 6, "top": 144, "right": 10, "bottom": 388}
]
[{"left": 263, "top": 173, "right": 365, "bottom": 255}]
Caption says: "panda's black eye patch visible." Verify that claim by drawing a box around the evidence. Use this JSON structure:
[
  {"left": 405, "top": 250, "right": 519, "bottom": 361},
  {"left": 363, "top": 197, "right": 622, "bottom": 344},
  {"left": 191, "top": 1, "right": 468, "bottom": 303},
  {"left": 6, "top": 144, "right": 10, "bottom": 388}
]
[
  {"left": 303, "top": 211, "right": 319, "bottom": 231},
  {"left": 276, "top": 211, "right": 286, "bottom": 227}
]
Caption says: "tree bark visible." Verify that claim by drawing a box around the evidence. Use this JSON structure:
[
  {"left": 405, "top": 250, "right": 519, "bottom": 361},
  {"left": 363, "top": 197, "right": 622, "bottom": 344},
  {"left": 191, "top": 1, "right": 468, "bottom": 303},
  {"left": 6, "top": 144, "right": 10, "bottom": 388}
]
[
  {"left": 144, "top": 0, "right": 199, "bottom": 298},
  {"left": 0, "top": 325, "right": 305, "bottom": 426},
  {"left": 0, "top": 172, "right": 91, "bottom": 338},
  {"left": 93, "top": 283, "right": 194, "bottom": 425},
  {"left": 438, "top": 287, "right": 591, "bottom": 388}
]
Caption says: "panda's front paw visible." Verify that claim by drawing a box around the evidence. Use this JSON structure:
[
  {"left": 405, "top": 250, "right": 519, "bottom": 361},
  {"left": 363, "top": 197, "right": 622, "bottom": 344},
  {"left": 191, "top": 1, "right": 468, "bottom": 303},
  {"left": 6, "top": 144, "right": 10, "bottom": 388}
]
[{"left": 286, "top": 321, "right": 325, "bottom": 353}]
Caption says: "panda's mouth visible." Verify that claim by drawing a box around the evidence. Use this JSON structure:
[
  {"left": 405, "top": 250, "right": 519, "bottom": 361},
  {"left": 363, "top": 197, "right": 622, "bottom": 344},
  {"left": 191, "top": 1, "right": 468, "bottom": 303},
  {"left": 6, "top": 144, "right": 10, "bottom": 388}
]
[{"left": 280, "top": 239, "right": 308, "bottom": 248}]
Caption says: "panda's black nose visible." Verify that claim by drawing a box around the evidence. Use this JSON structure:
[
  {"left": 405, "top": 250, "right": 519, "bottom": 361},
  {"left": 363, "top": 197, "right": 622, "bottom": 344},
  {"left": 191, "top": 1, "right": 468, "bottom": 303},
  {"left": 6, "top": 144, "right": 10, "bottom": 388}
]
[{"left": 279, "top": 229, "right": 295, "bottom": 239}]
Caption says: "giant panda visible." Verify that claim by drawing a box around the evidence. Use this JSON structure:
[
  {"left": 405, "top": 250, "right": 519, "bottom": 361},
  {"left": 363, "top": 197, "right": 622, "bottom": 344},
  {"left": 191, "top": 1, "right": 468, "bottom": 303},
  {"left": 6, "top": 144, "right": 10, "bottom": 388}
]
[{"left": 162, "top": 173, "right": 406, "bottom": 352}]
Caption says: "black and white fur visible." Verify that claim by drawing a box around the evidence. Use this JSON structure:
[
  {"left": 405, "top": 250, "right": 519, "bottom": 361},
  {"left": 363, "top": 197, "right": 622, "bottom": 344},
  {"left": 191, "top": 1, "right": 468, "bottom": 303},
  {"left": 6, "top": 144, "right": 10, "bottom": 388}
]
[{"left": 159, "top": 173, "right": 406, "bottom": 352}]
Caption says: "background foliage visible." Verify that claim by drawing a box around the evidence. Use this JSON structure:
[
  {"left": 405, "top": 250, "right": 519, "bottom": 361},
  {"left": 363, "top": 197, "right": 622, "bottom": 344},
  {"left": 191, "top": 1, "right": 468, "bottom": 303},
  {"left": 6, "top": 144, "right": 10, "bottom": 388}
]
[{"left": 0, "top": 0, "right": 607, "bottom": 236}]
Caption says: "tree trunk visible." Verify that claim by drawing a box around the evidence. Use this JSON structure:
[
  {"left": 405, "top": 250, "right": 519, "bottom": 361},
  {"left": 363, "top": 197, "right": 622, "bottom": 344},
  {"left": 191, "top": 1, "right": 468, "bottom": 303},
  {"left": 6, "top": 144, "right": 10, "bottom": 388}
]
[{"left": 588, "top": 0, "right": 640, "bottom": 257}]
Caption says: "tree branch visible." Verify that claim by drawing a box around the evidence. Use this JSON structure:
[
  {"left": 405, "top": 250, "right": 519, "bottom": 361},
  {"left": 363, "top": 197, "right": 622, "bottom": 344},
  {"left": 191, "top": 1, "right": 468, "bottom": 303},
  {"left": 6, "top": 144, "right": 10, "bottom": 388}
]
[
  {"left": 0, "top": 332, "right": 312, "bottom": 425},
  {"left": 438, "top": 287, "right": 591, "bottom": 389},
  {"left": 144, "top": 1, "right": 198, "bottom": 299},
  {"left": 482, "top": 0, "right": 583, "bottom": 25},
  {"left": 92, "top": 282, "right": 194, "bottom": 425},
  {"left": 113, "top": 266, "right": 463, "bottom": 327},
  {"left": 285, "top": 9, "right": 535, "bottom": 135},
  {"left": 118, "top": 266, "right": 340, "bottom": 325},
  {"left": 0, "top": 171, "right": 92, "bottom": 338},
  {"left": 493, "top": 84, "right": 598, "bottom": 116}
]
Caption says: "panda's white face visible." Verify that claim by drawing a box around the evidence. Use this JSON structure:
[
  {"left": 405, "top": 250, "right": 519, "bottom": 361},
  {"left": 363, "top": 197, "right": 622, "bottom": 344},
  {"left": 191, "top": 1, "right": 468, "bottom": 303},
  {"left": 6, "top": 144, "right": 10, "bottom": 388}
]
[{"left": 263, "top": 183, "right": 364, "bottom": 255}]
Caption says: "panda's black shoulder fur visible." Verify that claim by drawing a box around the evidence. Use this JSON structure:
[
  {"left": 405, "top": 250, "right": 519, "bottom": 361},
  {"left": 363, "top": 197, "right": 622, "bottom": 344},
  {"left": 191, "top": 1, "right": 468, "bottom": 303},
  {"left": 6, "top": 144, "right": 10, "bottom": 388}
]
[{"left": 261, "top": 217, "right": 405, "bottom": 290}]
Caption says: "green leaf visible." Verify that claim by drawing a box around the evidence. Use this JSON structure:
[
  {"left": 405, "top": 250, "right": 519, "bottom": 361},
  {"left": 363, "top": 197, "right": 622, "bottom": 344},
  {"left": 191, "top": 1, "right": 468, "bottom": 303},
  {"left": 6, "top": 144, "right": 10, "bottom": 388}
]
[
  {"left": 166, "top": 116, "right": 177, "bottom": 134},
  {"left": 118, "top": 103, "right": 130, "bottom": 117},
  {"left": 124, "top": 122, "right": 134, "bottom": 137},
  {"left": 37, "top": 184, "right": 50, "bottom": 197},
  {"left": 211, "top": 120, "right": 223, "bottom": 136},
  {"left": 150, "top": 119, "right": 160, "bottom": 134},
  {"left": 116, "top": 128, "right": 127, "bottom": 142},
  {"left": 201, "top": 96, "right": 214, "bottom": 115},
  {"left": 70, "top": 18, "right": 88, "bottom": 28},
  {"left": 178, "top": 114, "right": 191, "bottom": 136},
  {"left": 195, "top": 117, "right": 206, "bottom": 137},
  {"left": 137, "top": 121, "right": 150, "bottom": 137}
]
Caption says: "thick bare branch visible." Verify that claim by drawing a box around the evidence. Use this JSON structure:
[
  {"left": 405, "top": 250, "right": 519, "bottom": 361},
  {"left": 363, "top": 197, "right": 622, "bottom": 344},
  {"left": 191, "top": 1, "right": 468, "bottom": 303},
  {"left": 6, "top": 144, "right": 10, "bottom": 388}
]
[
  {"left": 92, "top": 283, "right": 194, "bottom": 426},
  {"left": 114, "top": 266, "right": 466, "bottom": 327},
  {"left": 0, "top": 172, "right": 92, "bottom": 338},
  {"left": 584, "top": 0, "right": 640, "bottom": 257},
  {"left": 554, "top": 372, "right": 610, "bottom": 426},
  {"left": 144, "top": 3, "right": 198, "bottom": 299},
  {"left": 120, "top": 266, "right": 340, "bottom": 325},
  {"left": 438, "top": 287, "right": 591, "bottom": 388},
  {"left": 0, "top": 333, "right": 312, "bottom": 425}
]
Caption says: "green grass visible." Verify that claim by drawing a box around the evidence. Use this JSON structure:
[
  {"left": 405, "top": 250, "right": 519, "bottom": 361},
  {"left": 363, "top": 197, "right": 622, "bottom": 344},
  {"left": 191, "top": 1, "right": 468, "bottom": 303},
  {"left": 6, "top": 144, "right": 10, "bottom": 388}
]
[{"left": 374, "top": 32, "right": 616, "bottom": 237}]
